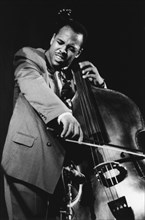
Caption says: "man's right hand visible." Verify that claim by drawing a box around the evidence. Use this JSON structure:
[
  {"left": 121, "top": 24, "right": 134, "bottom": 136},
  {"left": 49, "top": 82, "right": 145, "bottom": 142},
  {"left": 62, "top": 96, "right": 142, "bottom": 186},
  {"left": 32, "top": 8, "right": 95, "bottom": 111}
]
[{"left": 58, "top": 112, "right": 83, "bottom": 142}]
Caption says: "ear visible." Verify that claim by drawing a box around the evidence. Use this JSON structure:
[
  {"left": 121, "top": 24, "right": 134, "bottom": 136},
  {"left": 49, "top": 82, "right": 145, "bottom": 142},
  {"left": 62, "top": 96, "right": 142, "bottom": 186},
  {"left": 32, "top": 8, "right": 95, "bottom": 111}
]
[
  {"left": 75, "top": 48, "right": 83, "bottom": 59},
  {"left": 50, "top": 34, "right": 56, "bottom": 45}
]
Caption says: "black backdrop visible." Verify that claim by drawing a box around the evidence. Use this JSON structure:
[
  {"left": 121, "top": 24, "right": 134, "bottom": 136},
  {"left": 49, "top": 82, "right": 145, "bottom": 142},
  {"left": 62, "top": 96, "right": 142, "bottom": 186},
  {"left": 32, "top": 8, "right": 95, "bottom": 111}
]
[
  {"left": 0, "top": 0, "right": 145, "bottom": 218},
  {"left": 0, "top": 0, "right": 145, "bottom": 154}
]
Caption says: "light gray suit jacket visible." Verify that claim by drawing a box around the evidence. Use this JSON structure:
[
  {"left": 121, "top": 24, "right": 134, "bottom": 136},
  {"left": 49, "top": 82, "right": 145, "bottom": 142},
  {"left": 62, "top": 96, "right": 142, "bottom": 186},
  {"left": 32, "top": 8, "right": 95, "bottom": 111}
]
[{"left": 1, "top": 47, "right": 71, "bottom": 194}]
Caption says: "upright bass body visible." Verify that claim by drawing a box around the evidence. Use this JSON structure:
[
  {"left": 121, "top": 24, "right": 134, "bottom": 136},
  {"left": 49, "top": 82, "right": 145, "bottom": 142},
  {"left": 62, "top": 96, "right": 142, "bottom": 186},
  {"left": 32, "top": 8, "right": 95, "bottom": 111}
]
[{"left": 70, "top": 85, "right": 145, "bottom": 220}]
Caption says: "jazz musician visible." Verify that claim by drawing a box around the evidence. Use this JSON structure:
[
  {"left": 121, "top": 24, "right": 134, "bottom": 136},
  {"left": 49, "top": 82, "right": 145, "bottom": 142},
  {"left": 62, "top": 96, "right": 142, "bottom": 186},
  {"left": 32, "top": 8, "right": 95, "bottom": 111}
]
[{"left": 1, "top": 9, "right": 106, "bottom": 220}]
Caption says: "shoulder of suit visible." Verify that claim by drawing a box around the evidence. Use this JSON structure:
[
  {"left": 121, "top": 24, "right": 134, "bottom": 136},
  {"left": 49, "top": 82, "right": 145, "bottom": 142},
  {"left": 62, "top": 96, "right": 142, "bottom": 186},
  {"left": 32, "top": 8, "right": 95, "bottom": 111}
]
[{"left": 14, "top": 47, "right": 47, "bottom": 71}]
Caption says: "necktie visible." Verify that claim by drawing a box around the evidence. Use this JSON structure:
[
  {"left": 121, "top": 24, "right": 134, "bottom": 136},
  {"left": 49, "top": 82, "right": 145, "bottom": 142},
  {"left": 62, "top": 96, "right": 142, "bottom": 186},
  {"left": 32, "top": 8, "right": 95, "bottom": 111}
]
[
  {"left": 53, "top": 71, "right": 62, "bottom": 97},
  {"left": 53, "top": 71, "right": 74, "bottom": 108}
]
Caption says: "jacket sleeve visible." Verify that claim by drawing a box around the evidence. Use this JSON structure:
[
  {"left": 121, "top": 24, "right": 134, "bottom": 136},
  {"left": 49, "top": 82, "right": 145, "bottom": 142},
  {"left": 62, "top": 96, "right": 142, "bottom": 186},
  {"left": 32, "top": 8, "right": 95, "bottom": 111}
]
[{"left": 14, "top": 50, "right": 71, "bottom": 124}]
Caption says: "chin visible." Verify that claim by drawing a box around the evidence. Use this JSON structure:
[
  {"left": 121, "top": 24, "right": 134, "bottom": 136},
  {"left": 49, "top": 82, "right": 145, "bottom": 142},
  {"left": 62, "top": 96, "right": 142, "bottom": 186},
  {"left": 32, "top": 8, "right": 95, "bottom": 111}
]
[{"left": 55, "top": 62, "right": 66, "bottom": 70}]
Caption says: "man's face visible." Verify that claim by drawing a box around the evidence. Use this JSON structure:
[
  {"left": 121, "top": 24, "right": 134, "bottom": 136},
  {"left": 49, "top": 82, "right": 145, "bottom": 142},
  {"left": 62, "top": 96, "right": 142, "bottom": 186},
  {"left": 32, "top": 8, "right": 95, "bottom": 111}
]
[{"left": 46, "top": 26, "right": 83, "bottom": 70}]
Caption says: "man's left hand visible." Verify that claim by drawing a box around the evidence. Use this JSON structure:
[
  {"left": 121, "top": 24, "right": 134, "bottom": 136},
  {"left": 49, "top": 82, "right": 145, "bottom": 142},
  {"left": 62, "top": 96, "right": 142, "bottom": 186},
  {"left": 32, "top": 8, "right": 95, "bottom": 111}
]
[{"left": 79, "top": 61, "right": 104, "bottom": 86}]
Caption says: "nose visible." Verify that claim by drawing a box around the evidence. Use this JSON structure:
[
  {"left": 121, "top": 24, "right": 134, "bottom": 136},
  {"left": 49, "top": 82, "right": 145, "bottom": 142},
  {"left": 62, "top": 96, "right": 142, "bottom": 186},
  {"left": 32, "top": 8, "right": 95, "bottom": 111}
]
[{"left": 60, "top": 45, "right": 67, "bottom": 54}]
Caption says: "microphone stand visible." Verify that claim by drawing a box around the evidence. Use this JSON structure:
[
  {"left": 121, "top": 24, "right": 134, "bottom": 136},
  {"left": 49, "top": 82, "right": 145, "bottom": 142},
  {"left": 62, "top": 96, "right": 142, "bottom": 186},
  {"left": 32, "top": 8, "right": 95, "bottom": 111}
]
[
  {"left": 59, "top": 165, "right": 74, "bottom": 220},
  {"left": 59, "top": 164, "right": 86, "bottom": 220},
  {"left": 66, "top": 180, "right": 73, "bottom": 220}
]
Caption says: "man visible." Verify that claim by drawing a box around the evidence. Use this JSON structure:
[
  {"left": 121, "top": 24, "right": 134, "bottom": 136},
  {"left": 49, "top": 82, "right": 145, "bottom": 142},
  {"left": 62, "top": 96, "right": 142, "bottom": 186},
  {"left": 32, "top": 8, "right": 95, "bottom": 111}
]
[{"left": 1, "top": 12, "right": 106, "bottom": 220}]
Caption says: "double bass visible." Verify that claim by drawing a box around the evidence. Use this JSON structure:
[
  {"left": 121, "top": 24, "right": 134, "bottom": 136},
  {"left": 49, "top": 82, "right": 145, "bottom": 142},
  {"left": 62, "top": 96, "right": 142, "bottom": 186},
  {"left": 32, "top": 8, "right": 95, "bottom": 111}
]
[{"left": 62, "top": 63, "right": 145, "bottom": 220}]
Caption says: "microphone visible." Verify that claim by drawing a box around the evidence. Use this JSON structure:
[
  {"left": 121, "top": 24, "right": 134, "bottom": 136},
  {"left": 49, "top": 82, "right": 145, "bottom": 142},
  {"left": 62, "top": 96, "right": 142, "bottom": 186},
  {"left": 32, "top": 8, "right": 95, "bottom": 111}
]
[{"left": 63, "top": 166, "right": 86, "bottom": 184}]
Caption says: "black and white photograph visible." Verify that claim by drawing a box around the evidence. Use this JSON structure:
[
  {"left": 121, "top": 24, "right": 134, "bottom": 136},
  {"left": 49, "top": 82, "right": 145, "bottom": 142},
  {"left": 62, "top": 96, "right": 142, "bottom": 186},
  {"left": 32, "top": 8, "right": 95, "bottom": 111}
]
[{"left": 0, "top": 0, "right": 145, "bottom": 219}]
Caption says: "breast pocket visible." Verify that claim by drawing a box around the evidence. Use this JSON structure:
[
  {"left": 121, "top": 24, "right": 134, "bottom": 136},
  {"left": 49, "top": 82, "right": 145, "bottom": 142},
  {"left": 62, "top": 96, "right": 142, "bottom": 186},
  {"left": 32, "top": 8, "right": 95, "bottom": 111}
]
[{"left": 12, "top": 132, "right": 36, "bottom": 148}]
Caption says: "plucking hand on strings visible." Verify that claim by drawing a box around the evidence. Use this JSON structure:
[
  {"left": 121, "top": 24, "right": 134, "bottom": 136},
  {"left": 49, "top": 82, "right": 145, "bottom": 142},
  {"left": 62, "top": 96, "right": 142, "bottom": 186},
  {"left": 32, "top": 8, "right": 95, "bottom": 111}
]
[{"left": 79, "top": 61, "right": 106, "bottom": 87}]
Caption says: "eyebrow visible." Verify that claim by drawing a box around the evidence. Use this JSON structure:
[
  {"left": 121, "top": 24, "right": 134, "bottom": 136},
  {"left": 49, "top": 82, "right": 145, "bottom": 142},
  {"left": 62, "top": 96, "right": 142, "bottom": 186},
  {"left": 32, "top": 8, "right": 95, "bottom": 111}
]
[{"left": 57, "top": 38, "right": 80, "bottom": 51}]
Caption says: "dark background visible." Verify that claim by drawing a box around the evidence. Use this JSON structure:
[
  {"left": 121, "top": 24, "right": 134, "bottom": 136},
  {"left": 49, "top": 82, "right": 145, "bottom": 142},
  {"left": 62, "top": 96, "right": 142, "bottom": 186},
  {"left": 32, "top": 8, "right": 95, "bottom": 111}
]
[
  {"left": 0, "top": 0, "right": 145, "bottom": 218},
  {"left": 0, "top": 0, "right": 145, "bottom": 154}
]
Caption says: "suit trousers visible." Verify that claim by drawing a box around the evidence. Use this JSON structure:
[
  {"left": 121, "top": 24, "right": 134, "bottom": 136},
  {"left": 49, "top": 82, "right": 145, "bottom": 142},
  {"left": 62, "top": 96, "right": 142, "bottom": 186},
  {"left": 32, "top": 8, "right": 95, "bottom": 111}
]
[{"left": 4, "top": 175, "right": 51, "bottom": 220}]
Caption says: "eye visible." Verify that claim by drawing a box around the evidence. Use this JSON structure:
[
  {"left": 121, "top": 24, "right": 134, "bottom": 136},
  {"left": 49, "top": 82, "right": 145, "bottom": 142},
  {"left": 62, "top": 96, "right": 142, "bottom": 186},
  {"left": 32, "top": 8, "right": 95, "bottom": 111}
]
[
  {"left": 69, "top": 47, "right": 76, "bottom": 53},
  {"left": 57, "top": 39, "right": 64, "bottom": 45},
  {"left": 67, "top": 45, "right": 78, "bottom": 53}
]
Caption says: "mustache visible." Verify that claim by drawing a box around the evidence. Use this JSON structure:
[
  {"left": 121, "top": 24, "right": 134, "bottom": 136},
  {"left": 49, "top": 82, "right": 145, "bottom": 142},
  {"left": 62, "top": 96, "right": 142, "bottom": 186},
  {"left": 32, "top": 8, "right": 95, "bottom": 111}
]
[{"left": 56, "top": 51, "right": 67, "bottom": 59}]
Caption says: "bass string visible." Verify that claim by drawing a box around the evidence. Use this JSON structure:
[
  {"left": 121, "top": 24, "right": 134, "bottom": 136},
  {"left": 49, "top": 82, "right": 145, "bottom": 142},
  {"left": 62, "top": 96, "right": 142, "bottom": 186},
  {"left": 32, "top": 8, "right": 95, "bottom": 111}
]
[{"left": 74, "top": 66, "right": 119, "bottom": 201}]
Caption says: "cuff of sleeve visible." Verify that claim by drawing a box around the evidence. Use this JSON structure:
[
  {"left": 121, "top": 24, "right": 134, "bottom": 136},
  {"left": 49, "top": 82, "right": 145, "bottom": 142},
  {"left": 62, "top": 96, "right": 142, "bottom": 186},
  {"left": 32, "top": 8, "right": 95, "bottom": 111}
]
[{"left": 93, "top": 79, "right": 107, "bottom": 88}]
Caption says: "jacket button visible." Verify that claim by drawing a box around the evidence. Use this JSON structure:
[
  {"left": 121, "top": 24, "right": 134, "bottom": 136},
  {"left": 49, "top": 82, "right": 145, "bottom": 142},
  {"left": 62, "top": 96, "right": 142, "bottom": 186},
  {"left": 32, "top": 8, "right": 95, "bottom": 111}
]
[{"left": 47, "top": 142, "right": 51, "bottom": 147}]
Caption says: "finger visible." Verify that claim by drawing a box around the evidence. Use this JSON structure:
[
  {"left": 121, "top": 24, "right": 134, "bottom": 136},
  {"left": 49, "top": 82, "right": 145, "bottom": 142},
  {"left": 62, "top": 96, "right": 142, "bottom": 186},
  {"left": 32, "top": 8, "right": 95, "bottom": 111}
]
[
  {"left": 71, "top": 124, "right": 79, "bottom": 138},
  {"left": 83, "top": 73, "right": 96, "bottom": 79},
  {"left": 82, "top": 67, "right": 92, "bottom": 75},
  {"left": 88, "top": 77, "right": 93, "bottom": 82},
  {"left": 60, "top": 122, "right": 68, "bottom": 137},
  {"left": 72, "top": 125, "right": 83, "bottom": 142},
  {"left": 78, "top": 129, "right": 83, "bottom": 142},
  {"left": 79, "top": 61, "right": 92, "bottom": 69},
  {"left": 63, "top": 123, "right": 73, "bottom": 138}
]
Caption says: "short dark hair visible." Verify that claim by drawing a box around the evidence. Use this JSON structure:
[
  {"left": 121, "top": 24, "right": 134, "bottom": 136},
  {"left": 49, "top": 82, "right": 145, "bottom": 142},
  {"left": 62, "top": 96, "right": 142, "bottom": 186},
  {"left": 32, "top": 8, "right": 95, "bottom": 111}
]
[{"left": 55, "top": 15, "right": 88, "bottom": 48}]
